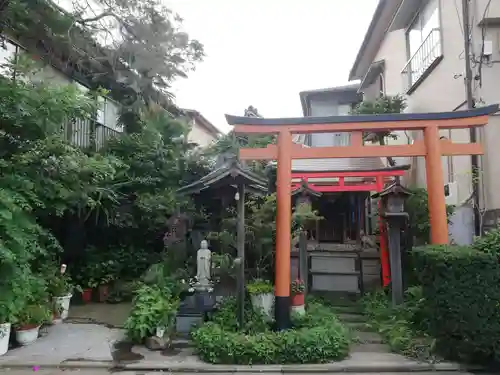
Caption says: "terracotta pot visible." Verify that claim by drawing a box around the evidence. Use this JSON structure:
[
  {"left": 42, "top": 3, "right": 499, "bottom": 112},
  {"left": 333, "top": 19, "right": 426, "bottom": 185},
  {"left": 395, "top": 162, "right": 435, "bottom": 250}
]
[
  {"left": 291, "top": 293, "right": 304, "bottom": 306},
  {"left": 82, "top": 288, "right": 92, "bottom": 303},
  {"left": 98, "top": 284, "right": 109, "bottom": 302}
]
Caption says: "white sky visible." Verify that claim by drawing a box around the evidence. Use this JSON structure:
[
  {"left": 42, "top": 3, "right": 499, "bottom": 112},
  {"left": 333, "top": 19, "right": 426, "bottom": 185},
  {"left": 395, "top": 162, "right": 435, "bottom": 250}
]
[{"left": 163, "top": 0, "right": 378, "bottom": 133}]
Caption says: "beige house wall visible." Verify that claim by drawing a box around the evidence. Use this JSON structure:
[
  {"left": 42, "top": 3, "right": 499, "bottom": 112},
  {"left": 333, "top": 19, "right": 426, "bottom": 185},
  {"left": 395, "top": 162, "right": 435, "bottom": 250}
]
[{"left": 357, "top": 0, "right": 500, "bottom": 211}]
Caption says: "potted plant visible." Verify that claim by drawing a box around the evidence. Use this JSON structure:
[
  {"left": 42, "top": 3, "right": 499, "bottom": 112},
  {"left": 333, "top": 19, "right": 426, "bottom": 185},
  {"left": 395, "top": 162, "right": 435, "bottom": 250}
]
[
  {"left": 47, "top": 264, "right": 77, "bottom": 320},
  {"left": 95, "top": 260, "right": 117, "bottom": 303},
  {"left": 0, "top": 301, "right": 17, "bottom": 356},
  {"left": 97, "top": 274, "right": 114, "bottom": 303},
  {"left": 247, "top": 279, "right": 274, "bottom": 320},
  {"left": 75, "top": 264, "right": 98, "bottom": 303},
  {"left": 291, "top": 279, "right": 306, "bottom": 315},
  {"left": 15, "top": 304, "right": 50, "bottom": 346}
]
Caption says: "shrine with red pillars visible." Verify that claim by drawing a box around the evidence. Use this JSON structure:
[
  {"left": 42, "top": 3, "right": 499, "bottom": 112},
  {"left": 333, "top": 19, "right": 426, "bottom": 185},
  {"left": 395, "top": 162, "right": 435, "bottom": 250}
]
[{"left": 226, "top": 104, "right": 498, "bottom": 330}]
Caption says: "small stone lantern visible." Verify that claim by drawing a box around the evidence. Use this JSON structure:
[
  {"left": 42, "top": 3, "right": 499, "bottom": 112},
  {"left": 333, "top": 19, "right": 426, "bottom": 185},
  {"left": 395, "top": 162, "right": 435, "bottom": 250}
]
[{"left": 373, "top": 179, "right": 412, "bottom": 306}]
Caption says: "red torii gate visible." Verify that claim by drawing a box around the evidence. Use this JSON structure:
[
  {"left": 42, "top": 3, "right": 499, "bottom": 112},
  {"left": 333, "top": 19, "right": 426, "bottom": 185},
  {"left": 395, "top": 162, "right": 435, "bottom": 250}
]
[
  {"left": 226, "top": 104, "right": 498, "bottom": 330},
  {"left": 290, "top": 166, "right": 409, "bottom": 289}
]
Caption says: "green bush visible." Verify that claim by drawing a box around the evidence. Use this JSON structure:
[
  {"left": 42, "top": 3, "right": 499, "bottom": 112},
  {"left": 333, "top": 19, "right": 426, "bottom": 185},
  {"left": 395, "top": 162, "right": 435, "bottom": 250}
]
[
  {"left": 123, "top": 283, "right": 179, "bottom": 342},
  {"left": 362, "top": 287, "right": 436, "bottom": 361},
  {"left": 192, "top": 299, "right": 350, "bottom": 364},
  {"left": 412, "top": 244, "right": 500, "bottom": 363},
  {"left": 473, "top": 225, "right": 500, "bottom": 256}
]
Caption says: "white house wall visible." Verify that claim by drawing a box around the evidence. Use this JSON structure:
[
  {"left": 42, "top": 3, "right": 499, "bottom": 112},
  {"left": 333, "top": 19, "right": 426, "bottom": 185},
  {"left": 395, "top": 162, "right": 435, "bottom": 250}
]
[{"left": 187, "top": 119, "right": 218, "bottom": 148}]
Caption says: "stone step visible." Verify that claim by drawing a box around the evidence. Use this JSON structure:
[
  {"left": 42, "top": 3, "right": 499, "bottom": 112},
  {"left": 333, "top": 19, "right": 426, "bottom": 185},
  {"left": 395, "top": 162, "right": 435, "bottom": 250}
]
[
  {"left": 338, "top": 313, "right": 366, "bottom": 322},
  {"left": 351, "top": 342, "right": 391, "bottom": 353},
  {"left": 345, "top": 321, "right": 370, "bottom": 331},
  {"left": 311, "top": 292, "right": 360, "bottom": 306},
  {"left": 331, "top": 305, "right": 363, "bottom": 314},
  {"left": 172, "top": 338, "right": 193, "bottom": 348},
  {"left": 352, "top": 330, "right": 384, "bottom": 344}
]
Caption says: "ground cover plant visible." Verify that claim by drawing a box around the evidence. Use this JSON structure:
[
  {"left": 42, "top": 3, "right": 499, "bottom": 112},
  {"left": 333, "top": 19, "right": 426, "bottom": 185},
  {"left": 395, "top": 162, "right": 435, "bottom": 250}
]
[{"left": 191, "top": 297, "right": 350, "bottom": 364}]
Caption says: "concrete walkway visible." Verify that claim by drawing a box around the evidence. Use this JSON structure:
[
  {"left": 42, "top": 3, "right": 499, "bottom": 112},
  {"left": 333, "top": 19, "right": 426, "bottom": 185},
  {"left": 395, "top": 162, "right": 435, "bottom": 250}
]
[{"left": 0, "top": 322, "right": 475, "bottom": 373}]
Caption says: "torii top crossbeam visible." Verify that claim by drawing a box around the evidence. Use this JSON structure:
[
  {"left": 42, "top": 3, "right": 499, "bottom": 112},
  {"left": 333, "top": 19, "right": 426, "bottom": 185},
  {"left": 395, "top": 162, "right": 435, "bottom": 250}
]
[{"left": 225, "top": 104, "right": 499, "bottom": 331}]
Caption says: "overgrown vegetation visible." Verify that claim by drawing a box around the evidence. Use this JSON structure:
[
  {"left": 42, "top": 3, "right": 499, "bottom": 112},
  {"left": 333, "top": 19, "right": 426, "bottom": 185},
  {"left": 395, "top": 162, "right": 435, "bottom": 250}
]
[
  {"left": 362, "top": 287, "right": 437, "bottom": 362},
  {"left": 0, "top": 46, "right": 208, "bottom": 326},
  {"left": 364, "top": 239, "right": 500, "bottom": 365},
  {"left": 191, "top": 298, "right": 350, "bottom": 364},
  {"left": 405, "top": 187, "right": 455, "bottom": 245}
]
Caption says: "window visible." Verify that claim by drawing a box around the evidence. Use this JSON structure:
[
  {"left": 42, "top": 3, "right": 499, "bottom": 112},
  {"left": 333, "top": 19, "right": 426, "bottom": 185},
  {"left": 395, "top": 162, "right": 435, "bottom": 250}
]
[
  {"left": 403, "top": 0, "right": 442, "bottom": 88},
  {"left": 378, "top": 72, "right": 385, "bottom": 97},
  {"left": 97, "top": 97, "right": 123, "bottom": 132}
]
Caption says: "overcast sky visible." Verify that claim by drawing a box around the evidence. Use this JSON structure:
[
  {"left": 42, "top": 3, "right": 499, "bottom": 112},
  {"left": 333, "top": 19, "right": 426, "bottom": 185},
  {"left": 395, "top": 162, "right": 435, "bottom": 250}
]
[{"left": 163, "top": 0, "right": 378, "bottom": 133}]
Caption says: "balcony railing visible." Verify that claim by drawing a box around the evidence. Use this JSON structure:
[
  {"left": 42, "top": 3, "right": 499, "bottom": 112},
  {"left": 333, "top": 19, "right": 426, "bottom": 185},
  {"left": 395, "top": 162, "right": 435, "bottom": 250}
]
[
  {"left": 401, "top": 28, "right": 442, "bottom": 91},
  {"left": 63, "top": 118, "right": 122, "bottom": 150}
]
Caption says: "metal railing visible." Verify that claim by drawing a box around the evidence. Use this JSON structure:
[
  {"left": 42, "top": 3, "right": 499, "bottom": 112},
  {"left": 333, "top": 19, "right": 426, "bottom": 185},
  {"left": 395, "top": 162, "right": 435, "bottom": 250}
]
[
  {"left": 401, "top": 28, "right": 442, "bottom": 90},
  {"left": 63, "top": 118, "right": 121, "bottom": 150}
]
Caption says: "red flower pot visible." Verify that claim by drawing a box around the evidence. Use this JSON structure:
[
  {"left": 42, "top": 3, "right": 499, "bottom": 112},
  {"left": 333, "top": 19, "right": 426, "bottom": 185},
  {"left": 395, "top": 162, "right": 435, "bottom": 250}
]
[
  {"left": 82, "top": 288, "right": 92, "bottom": 303},
  {"left": 98, "top": 284, "right": 109, "bottom": 303},
  {"left": 291, "top": 293, "right": 304, "bottom": 306}
]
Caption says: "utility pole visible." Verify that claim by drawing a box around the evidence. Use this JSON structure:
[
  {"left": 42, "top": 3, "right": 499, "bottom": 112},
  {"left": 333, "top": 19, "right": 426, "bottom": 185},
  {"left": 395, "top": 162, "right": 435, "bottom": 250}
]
[{"left": 462, "top": 0, "right": 481, "bottom": 236}]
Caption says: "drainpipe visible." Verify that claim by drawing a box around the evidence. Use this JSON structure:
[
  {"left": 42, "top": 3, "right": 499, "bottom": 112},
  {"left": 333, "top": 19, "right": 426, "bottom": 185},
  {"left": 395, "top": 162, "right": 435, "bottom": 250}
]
[{"left": 462, "top": 0, "right": 481, "bottom": 236}]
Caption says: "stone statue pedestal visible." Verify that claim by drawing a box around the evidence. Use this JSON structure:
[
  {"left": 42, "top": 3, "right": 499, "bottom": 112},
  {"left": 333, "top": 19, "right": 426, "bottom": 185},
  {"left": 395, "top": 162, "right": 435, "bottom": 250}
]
[{"left": 175, "top": 240, "right": 216, "bottom": 336}]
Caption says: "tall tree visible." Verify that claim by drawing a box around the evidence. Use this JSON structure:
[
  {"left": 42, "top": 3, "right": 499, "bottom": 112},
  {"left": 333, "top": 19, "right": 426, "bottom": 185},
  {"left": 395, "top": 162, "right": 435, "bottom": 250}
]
[
  {"left": 351, "top": 95, "right": 407, "bottom": 166},
  {"left": 3, "top": 0, "right": 204, "bottom": 107}
]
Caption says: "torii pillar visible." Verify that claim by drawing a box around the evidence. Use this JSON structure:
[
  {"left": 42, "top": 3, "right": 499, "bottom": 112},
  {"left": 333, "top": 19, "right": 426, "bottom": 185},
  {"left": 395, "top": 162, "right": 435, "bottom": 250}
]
[
  {"left": 275, "top": 130, "right": 293, "bottom": 329},
  {"left": 424, "top": 125, "right": 448, "bottom": 243}
]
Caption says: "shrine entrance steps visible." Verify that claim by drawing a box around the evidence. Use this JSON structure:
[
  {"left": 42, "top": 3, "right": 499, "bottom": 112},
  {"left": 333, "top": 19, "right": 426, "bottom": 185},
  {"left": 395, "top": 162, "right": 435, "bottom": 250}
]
[{"left": 314, "top": 291, "right": 391, "bottom": 354}]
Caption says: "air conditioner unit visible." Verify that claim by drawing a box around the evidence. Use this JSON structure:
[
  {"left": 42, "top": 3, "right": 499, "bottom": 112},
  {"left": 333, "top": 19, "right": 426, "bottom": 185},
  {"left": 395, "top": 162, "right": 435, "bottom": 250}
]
[{"left": 445, "top": 182, "right": 459, "bottom": 206}]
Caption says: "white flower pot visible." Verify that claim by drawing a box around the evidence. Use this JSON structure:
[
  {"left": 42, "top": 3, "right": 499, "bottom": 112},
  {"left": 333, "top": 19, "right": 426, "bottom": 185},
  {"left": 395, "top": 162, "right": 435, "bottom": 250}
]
[
  {"left": 250, "top": 292, "right": 274, "bottom": 320},
  {"left": 16, "top": 326, "right": 40, "bottom": 346},
  {"left": 0, "top": 323, "right": 11, "bottom": 356},
  {"left": 291, "top": 304, "right": 306, "bottom": 316},
  {"left": 53, "top": 294, "right": 72, "bottom": 320}
]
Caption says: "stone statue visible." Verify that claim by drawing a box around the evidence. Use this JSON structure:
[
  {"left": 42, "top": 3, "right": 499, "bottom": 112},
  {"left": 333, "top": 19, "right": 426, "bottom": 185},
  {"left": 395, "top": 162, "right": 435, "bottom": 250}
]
[{"left": 196, "top": 240, "right": 212, "bottom": 289}]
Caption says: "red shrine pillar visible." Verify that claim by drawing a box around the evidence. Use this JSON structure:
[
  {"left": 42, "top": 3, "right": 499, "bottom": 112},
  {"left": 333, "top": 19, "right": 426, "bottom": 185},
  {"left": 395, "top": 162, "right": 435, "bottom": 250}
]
[{"left": 275, "top": 129, "right": 292, "bottom": 329}]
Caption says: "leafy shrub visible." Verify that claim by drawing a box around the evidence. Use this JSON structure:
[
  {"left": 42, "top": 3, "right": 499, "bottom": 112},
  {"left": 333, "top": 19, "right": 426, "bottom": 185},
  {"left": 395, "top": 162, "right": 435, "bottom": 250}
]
[
  {"left": 123, "top": 283, "right": 179, "bottom": 342},
  {"left": 405, "top": 187, "right": 455, "bottom": 245},
  {"left": 412, "top": 244, "right": 500, "bottom": 363},
  {"left": 209, "top": 297, "right": 269, "bottom": 334},
  {"left": 473, "top": 225, "right": 500, "bottom": 256},
  {"left": 246, "top": 279, "right": 273, "bottom": 295},
  {"left": 362, "top": 287, "right": 436, "bottom": 361},
  {"left": 192, "top": 300, "right": 350, "bottom": 364}
]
